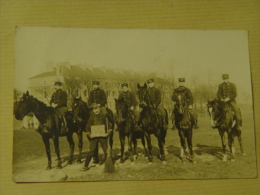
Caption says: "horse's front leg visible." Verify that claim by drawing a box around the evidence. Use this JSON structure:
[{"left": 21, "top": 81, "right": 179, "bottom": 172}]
[
  {"left": 228, "top": 131, "right": 235, "bottom": 162},
  {"left": 76, "top": 129, "right": 83, "bottom": 163},
  {"left": 132, "top": 136, "right": 138, "bottom": 162},
  {"left": 157, "top": 133, "right": 167, "bottom": 164},
  {"left": 236, "top": 129, "right": 245, "bottom": 155},
  {"left": 187, "top": 128, "right": 196, "bottom": 163},
  {"left": 144, "top": 132, "right": 153, "bottom": 164},
  {"left": 178, "top": 129, "right": 187, "bottom": 163},
  {"left": 53, "top": 136, "right": 62, "bottom": 169},
  {"left": 42, "top": 135, "right": 52, "bottom": 170},
  {"left": 141, "top": 133, "right": 148, "bottom": 158},
  {"left": 119, "top": 132, "right": 125, "bottom": 163},
  {"left": 128, "top": 133, "right": 134, "bottom": 163},
  {"left": 218, "top": 129, "right": 227, "bottom": 162},
  {"left": 66, "top": 132, "right": 75, "bottom": 164},
  {"left": 109, "top": 130, "right": 114, "bottom": 150}
]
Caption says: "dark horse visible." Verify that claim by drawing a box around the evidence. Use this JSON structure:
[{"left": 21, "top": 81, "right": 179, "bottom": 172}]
[
  {"left": 72, "top": 98, "right": 114, "bottom": 160},
  {"left": 115, "top": 98, "right": 147, "bottom": 164},
  {"left": 173, "top": 93, "right": 196, "bottom": 163},
  {"left": 137, "top": 83, "right": 168, "bottom": 165},
  {"left": 15, "top": 91, "right": 81, "bottom": 169},
  {"left": 207, "top": 99, "right": 244, "bottom": 162}
]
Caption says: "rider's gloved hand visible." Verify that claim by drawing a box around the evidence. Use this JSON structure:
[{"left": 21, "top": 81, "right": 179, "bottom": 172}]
[{"left": 224, "top": 97, "right": 230, "bottom": 102}]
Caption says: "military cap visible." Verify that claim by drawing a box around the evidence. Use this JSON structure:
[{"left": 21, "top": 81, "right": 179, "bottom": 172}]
[
  {"left": 121, "top": 83, "right": 128, "bottom": 87},
  {"left": 178, "top": 78, "right": 185, "bottom": 82},
  {"left": 54, "top": 81, "right": 62, "bottom": 86},
  {"left": 92, "top": 81, "right": 100, "bottom": 85},
  {"left": 222, "top": 74, "right": 229, "bottom": 79},
  {"left": 91, "top": 103, "right": 100, "bottom": 109},
  {"left": 147, "top": 78, "right": 154, "bottom": 84}
]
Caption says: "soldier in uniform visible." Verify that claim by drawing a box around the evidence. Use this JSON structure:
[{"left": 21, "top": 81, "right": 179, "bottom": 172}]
[
  {"left": 116, "top": 83, "right": 140, "bottom": 130},
  {"left": 147, "top": 78, "right": 168, "bottom": 129},
  {"left": 81, "top": 103, "right": 112, "bottom": 171},
  {"left": 171, "top": 78, "right": 194, "bottom": 130},
  {"left": 216, "top": 74, "right": 242, "bottom": 130},
  {"left": 50, "top": 81, "right": 68, "bottom": 134},
  {"left": 88, "top": 81, "right": 107, "bottom": 115}
]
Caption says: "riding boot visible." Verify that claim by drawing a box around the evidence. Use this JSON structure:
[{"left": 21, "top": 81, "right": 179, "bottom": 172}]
[{"left": 61, "top": 116, "right": 68, "bottom": 135}]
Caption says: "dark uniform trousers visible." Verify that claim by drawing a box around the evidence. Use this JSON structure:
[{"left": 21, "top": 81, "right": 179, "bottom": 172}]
[
  {"left": 228, "top": 100, "right": 242, "bottom": 124},
  {"left": 84, "top": 138, "right": 108, "bottom": 167}
]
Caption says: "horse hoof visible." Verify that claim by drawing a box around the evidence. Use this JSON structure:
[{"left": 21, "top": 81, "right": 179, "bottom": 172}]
[
  {"left": 76, "top": 160, "right": 82, "bottom": 164},
  {"left": 162, "top": 161, "right": 167, "bottom": 165},
  {"left": 148, "top": 162, "right": 153, "bottom": 165},
  {"left": 67, "top": 161, "right": 73, "bottom": 165},
  {"left": 57, "top": 165, "right": 62, "bottom": 169},
  {"left": 46, "top": 166, "right": 52, "bottom": 170}
]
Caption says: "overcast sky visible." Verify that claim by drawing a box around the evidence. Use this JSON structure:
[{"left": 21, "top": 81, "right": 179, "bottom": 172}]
[{"left": 14, "top": 27, "right": 252, "bottom": 103}]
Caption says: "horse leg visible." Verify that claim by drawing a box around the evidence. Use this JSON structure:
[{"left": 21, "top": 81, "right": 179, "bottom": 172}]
[
  {"left": 237, "top": 130, "right": 245, "bottom": 155},
  {"left": 119, "top": 133, "right": 125, "bottom": 163},
  {"left": 141, "top": 133, "right": 148, "bottom": 158},
  {"left": 42, "top": 135, "right": 52, "bottom": 170},
  {"left": 179, "top": 130, "right": 187, "bottom": 163},
  {"left": 66, "top": 133, "right": 75, "bottom": 164},
  {"left": 53, "top": 136, "right": 62, "bottom": 169},
  {"left": 109, "top": 131, "right": 113, "bottom": 150},
  {"left": 144, "top": 132, "right": 153, "bottom": 164},
  {"left": 157, "top": 134, "right": 167, "bottom": 164},
  {"left": 228, "top": 132, "right": 235, "bottom": 162},
  {"left": 219, "top": 130, "right": 227, "bottom": 162},
  {"left": 128, "top": 134, "right": 134, "bottom": 163},
  {"left": 76, "top": 130, "right": 83, "bottom": 163},
  {"left": 187, "top": 129, "right": 196, "bottom": 163},
  {"left": 133, "top": 137, "right": 138, "bottom": 162}
]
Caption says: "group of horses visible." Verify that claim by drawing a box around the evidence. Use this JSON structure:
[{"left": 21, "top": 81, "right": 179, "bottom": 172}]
[{"left": 14, "top": 84, "right": 244, "bottom": 170}]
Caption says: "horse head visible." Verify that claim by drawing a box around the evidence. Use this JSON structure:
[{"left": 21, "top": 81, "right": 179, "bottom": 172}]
[
  {"left": 137, "top": 83, "right": 149, "bottom": 108},
  {"left": 115, "top": 98, "right": 129, "bottom": 123},
  {"left": 15, "top": 91, "right": 34, "bottom": 120},
  {"left": 72, "top": 97, "right": 90, "bottom": 123},
  {"left": 175, "top": 94, "right": 187, "bottom": 114},
  {"left": 207, "top": 98, "right": 228, "bottom": 127}
]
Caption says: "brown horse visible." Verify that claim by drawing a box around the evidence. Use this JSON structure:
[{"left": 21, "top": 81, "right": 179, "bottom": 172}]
[
  {"left": 173, "top": 94, "right": 196, "bottom": 163},
  {"left": 15, "top": 91, "right": 81, "bottom": 169},
  {"left": 207, "top": 99, "right": 245, "bottom": 162},
  {"left": 137, "top": 83, "right": 168, "bottom": 165}
]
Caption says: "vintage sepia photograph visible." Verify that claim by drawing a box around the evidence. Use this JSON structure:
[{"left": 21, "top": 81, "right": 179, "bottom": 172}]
[{"left": 13, "top": 27, "right": 256, "bottom": 182}]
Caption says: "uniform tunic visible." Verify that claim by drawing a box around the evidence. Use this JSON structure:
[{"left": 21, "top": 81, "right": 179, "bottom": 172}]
[
  {"left": 88, "top": 88, "right": 107, "bottom": 107},
  {"left": 171, "top": 86, "right": 194, "bottom": 106},
  {"left": 147, "top": 87, "right": 161, "bottom": 107},
  {"left": 118, "top": 91, "right": 137, "bottom": 108},
  {"left": 217, "top": 82, "right": 237, "bottom": 101},
  {"left": 84, "top": 113, "right": 112, "bottom": 168},
  {"left": 50, "top": 89, "right": 68, "bottom": 115}
]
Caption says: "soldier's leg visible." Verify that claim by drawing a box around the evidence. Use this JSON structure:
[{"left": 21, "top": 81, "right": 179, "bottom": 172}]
[
  {"left": 82, "top": 138, "right": 98, "bottom": 170},
  {"left": 229, "top": 101, "right": 242, "bottom": 130},
  {"left": 87, "top": 137, "right": 99, "bottom": 164},
  {"left": 158, "top": 104, "right": 168, "bottom": 129},
  {"left": 99, "top": 138, "right": 108, "bottom": 164}
]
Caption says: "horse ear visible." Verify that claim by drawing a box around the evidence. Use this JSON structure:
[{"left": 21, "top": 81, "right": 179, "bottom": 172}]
[
  {"left": 25, "top": 90, "right": 29, "bottom": 96},
  {"left": 144, "top": 83, "right": 147, "bottom": 89}
]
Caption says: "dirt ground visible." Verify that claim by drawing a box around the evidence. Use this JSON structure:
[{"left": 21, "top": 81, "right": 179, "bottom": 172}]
[{"left": 13, "top": 105, "right": 257, "bottom": 182}]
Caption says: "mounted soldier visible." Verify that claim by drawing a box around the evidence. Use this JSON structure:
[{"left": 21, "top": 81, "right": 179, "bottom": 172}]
[
  {"left": 216, "top": 74, "right": 242, "bottom": 130},
  {"left": 171, "top": 78, "right": 194, "bottom": 130},
  {"left": 116, "top": 83, "right": 141, "bottom": 130},
  {"left": 88, "top": 81, "right": 107, "bottom": 115},
  {"left": 50, "top": 81, "right": 68, "bottom": 134},
  {"left": 146, "top": 78, "right": 168, "bottom": 129}
]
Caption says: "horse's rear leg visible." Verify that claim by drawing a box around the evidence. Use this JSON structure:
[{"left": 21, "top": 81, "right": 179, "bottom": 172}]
[
  {"left": 42, "top": 135, "right": 52, "bottom": 170},
  {"left": 237, "top": 130, "right": 245, "bottom": 155},
  {"left": 187, "top": 129, "right": 196, "bottom": 163},
  {"left": 66, "top": 133, "right": 75, "bottom": 164},
  {"left": 76, "top": 131, "right": 83, "bottom": 163},
  {"left": 219, "top": 130, "right": 227, "bottom": 162},
  {"left": 128, "top": 134, "right": 134, "bottom": 163},
  {"left": 53, "top": 137, "right": 62, "bottom": 169},
  {"left": 133, "top": 137, "right": 138, "bottom": 162},
  {"left": 109, "top": 131, "right": 113, "bottom": 150}
]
